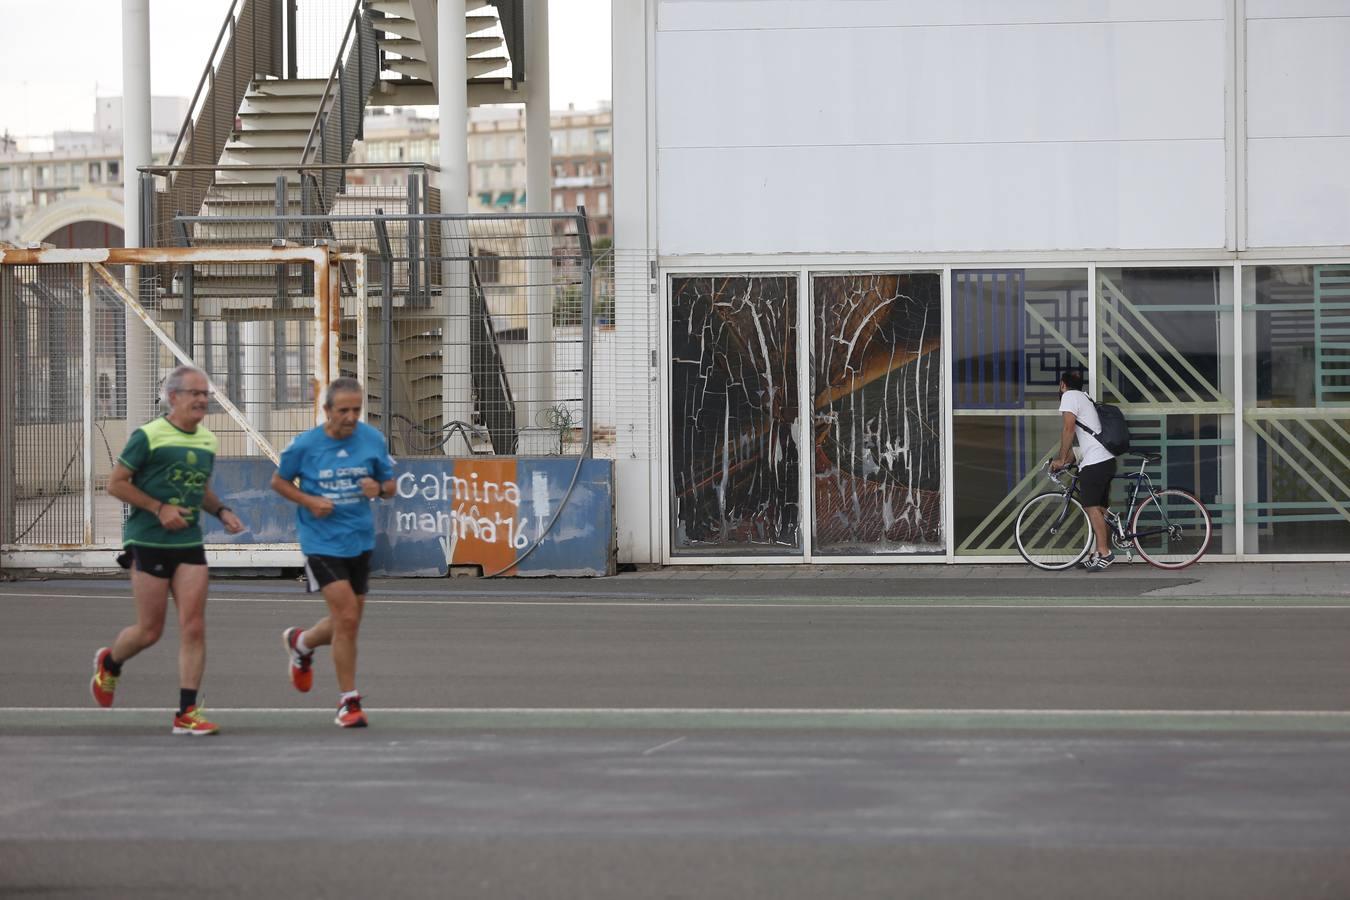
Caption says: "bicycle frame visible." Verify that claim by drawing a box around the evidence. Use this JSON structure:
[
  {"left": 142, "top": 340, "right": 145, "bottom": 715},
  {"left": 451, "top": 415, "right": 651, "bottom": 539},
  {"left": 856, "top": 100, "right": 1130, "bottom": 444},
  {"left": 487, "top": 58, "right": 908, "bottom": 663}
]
[{"left": 1044, "top": 456, "right": 1174, "bottom": 547}]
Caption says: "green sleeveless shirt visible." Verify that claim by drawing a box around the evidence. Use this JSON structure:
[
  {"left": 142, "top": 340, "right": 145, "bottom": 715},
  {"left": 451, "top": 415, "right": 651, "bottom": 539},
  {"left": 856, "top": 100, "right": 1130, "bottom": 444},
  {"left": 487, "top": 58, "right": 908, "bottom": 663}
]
[{"left": 117, "top": 417, "right": 219, "bottom": 548}]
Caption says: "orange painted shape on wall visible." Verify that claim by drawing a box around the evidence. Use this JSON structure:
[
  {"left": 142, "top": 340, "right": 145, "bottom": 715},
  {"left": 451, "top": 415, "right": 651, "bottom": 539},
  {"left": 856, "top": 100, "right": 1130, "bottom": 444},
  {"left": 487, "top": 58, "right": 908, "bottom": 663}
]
[{"left": 447, "top": 458, "right": 520, "bottom": 575}]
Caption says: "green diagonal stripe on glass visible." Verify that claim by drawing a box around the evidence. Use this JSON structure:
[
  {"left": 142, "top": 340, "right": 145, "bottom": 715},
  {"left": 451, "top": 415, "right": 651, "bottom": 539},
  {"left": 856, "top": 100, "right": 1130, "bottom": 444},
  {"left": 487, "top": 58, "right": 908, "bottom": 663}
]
[
  {"left": 1264, "top": 418, "right": 1350, "bottom": 497},
  {"left": 1247, "top": 420, "right": 1350, "bottom": 523},
  {"left": 1099, "top": 275, "right": 1222, "bottom": 403},
  {"left": 1284, "top": 417, "right": 1350, "bottom": 477},
  {"left": 958, "top": 458, "right": 1054, "bottom": 553},
  {"left": 1098, "top": 332, "right": 1166, "bottom": 404},
  {"left": 1099, "top": 302, "right": 1207, "bottom": 404}
]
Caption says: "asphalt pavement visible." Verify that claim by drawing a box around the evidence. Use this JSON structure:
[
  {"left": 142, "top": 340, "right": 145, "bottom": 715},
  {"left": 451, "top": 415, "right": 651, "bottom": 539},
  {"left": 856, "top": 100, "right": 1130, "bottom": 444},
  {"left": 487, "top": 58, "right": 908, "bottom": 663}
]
[{"left": 1, "top": 565, "right": 1347, "bottom": 899}]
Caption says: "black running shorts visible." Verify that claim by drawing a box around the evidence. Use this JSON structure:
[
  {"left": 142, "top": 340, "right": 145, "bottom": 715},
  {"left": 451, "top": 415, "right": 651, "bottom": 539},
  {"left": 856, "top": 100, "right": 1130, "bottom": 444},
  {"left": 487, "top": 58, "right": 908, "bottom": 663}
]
[
  {"left": 304, "top": 551, "right": 373, "bottom": 595},
  {"left": 1077, "top": 458, "right": 1117, "bottom": 509},
  {"left": 116, "top": 545, "right": 208, "bottom": 580}
]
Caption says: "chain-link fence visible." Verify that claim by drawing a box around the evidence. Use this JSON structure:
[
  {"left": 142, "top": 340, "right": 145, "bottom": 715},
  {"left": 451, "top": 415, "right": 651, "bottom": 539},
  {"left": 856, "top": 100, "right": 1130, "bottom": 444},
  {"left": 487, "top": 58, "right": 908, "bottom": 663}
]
[
  {"left": 1, "top": 221, "right": 664, "bottom": 551},
  {"left": 591, "top": 248, "right": 659, "bottom": 463},
  {"left": 0, "top": 246, "right": 336, "bottom": 547},
  {"left": 2, "top": 263, "right": 90, "bottom": 545},
  {"left": 150, "top": 169, "right": 598, "bottom": 458}
]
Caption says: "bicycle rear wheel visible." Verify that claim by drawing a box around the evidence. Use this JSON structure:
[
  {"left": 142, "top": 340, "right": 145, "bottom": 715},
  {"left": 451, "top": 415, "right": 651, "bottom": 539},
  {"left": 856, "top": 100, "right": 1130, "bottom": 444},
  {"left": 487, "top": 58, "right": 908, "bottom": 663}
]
[
  {"left": 1015, "top": 492, "right": 1093, "bottom": 571},
  {"left": 1131, "top": 488, "right": 1212, "bottom": 569}
]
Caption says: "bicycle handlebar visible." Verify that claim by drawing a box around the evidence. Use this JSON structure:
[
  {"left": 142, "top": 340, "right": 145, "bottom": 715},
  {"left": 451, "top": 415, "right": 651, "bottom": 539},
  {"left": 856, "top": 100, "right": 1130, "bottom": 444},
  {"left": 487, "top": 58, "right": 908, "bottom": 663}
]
[{"left": 1043, "top": 458, "right": 1078, "bottom": 486}]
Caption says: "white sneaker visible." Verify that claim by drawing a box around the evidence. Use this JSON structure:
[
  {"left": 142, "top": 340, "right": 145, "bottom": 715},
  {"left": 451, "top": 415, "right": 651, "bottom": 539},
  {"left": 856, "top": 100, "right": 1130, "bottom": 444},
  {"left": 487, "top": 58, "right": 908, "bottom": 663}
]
[{"left": 1086, "top": 553, "right": 1116, "bottom": 571}]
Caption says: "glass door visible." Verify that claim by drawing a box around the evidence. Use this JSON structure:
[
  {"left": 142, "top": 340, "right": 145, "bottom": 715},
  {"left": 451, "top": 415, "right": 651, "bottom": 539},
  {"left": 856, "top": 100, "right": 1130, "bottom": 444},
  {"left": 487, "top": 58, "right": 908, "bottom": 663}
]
[
  {"left": 668, "top": 275, "right": 800, "bottom": 555},
  {"left": 809, "top": 272, "right": 944, "bottom": 555}
]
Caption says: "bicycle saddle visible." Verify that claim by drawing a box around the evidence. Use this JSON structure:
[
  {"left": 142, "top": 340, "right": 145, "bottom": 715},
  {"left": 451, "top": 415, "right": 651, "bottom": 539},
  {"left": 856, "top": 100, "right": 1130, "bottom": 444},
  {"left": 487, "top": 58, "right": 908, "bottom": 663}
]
[{"left": 1132, "top": 451, "right": 1162, "bottom": 463}]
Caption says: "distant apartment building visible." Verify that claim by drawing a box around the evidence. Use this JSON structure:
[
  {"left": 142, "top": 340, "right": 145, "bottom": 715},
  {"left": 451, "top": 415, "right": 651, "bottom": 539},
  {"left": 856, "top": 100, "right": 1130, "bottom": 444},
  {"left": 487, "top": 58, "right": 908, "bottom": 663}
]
[
  {"left": 349, "top": 103, "right": 614, "bottom": 240},
  {"left": 544, "top": 104, "right": 612, "bottom": 239},
  {"left": 0, "top": 96, "right": 186, "bottom": 247}
]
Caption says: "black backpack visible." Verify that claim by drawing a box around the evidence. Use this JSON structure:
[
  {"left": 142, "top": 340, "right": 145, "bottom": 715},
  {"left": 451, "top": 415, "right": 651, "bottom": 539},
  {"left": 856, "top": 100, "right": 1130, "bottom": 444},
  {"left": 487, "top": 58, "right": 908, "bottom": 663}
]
[{"left": 1075, "top": 400, "right": 1131, "bottom": 456}]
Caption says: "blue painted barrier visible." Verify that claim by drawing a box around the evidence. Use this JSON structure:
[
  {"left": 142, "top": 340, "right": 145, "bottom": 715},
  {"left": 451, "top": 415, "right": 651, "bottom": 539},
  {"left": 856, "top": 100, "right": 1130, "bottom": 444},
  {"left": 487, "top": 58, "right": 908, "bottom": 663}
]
[{"left": 202, "top": 456, "right": 616, "bottom": 577}]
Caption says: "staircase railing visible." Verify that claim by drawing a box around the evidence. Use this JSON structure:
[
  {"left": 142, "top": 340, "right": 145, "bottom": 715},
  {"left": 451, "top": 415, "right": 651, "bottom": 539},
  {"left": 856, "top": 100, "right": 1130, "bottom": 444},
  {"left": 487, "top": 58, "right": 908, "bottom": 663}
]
[
  {"left": 299, "top": 0, "right": 379, "bottom": 234},
  {"left": 163, "top": 0, "right": 278, "bottom": 245},
  {"left": 469, "top": 254, "right": 519, "bottom": 455}
]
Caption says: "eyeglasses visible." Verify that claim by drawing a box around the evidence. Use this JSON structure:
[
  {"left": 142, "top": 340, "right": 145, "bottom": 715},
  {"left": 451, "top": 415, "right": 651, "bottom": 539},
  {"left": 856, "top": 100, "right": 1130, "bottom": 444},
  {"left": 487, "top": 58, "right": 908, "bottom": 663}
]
[{"left": 173, "top": 389, "right": 211, "bottom": 399}]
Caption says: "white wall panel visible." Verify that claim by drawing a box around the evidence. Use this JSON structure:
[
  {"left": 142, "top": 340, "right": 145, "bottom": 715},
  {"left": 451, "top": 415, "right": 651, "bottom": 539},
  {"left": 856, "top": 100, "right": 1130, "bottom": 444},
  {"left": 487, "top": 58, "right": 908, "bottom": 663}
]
[
  {"left": 657, "top": 21, "right": 1224, "bottom": 148},
  {"left": 1247, "top": 18, "right": 1350, "bottom": 137},
  {"left": 658, "top": 141, "right": 1226, "bottom": 255},
  {"left": 659, "top": 0, "right": 1224, "bottom": 31},
  {"left": 1247, "top": 138, "right": 1350, "bottom": 247},
  {"left": 1247, "top": 0, "right": 1350, "bottom": 17}
]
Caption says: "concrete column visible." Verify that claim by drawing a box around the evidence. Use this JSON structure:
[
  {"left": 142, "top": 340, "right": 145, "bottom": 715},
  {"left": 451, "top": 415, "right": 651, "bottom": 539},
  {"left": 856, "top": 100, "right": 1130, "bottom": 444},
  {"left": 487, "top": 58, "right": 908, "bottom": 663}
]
[
  {"left": 525, "top": 0, "right": 553, "bottom": 433},
  {"left": 438, "top": 0, "right": 472, "bottom": 453},
  {"left": 122, "top": 0, "right": 154, "bottom": 427},
  {"left": 611, "top": 0, "right": 657, "bottom": 562}
]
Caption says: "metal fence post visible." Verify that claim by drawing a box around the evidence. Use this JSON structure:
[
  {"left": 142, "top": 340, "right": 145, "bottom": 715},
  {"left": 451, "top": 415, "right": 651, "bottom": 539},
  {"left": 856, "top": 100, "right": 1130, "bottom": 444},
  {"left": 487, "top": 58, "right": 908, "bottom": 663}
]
[
  {"left": 81, "top": 264, "right": 95, "bottom": 544},
  {"left": 286, "top": 0, "right": 297, "bottom": 79},
  {"left": 374, "top": 212, "right": 394, "bottom": 444},
  {"left": 0, "top": 265, "right": 16, "bottom": 544},
  {"left": 407, "top": 176, "right": 420, "bottom": 312},
  {"left": 421, "top": 170, "right": 434, "bottom": 308},
  {"left": 173, "top": 215, "right": 194, "bottom": 351},
  {"left": 139, "top": 172, "right": 155, "bottom": 248},
  {"left": 354, "top": 253, "right": 368, "bottom": 416},
  {"left": 577, "top": 208, "right": 594, "bottom": 457},
  {"left": 225, "top": 321, "right": 243, "bottom": 407},
  {"left": 274, "top": 174, "right": 289, "bottom": 403},
  {"left": 312, "top": 242, "right": 327, "bottom": 424},
  {"left": 270, "top": 0, "right": 283, "bottom": 76}
]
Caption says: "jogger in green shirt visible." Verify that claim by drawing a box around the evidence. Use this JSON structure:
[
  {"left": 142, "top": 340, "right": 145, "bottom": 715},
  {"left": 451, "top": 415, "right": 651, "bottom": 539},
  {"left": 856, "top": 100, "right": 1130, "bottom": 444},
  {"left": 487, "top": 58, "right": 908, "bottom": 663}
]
[{"left": 89, "top": 365, "right": 245, "bottom": 735}]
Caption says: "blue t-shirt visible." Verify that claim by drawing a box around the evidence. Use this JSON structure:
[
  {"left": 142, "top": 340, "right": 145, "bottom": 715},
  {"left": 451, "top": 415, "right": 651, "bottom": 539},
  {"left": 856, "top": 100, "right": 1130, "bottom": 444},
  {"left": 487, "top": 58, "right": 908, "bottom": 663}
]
[{"left": 277, "top": 421, "right": 395, "bottom": 557}]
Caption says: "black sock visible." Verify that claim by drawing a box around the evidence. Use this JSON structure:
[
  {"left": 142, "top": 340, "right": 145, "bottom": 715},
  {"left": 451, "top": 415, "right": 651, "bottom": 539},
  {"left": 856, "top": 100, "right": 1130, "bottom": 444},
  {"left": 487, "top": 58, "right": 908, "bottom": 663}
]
[
  {"left": 179, "top": 689, "right": 198, "bottom": 715},
  {"left": 103, "top": 654, "right": 122, "bottom": 676}
]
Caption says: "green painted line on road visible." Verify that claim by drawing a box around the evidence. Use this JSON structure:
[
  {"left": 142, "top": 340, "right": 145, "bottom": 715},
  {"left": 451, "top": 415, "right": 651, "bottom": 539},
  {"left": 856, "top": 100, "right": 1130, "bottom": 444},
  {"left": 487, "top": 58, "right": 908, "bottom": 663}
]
[
  {"left": 5, "top": 707, "right": 1350, "bottom": 734},
  {"left": 2, "top": 589, "right": 1349, "bottom": 608}
]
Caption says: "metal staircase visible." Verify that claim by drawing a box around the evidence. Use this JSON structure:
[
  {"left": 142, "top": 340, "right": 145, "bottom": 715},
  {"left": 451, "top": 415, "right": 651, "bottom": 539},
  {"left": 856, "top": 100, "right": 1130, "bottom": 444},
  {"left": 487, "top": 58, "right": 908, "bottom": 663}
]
[
  {"left": 150, "top": 0, "right": 526, "bottom": 450},
  {"left": 363, "top": 0, "right": 522, "bottom": 107}
]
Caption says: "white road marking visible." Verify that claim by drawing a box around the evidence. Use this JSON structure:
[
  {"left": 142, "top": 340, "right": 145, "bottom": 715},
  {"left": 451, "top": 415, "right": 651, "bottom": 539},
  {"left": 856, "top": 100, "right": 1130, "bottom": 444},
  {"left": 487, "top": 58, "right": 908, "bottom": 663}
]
[
  {"left": 3, "top": 707, "right": 1349, "bottom": 717},
  {"left": 642, "top": 736, "right": 687, "bottom": 755},
  {"left": 0, "top": 591, "right": 1346, "bottom": 610}
]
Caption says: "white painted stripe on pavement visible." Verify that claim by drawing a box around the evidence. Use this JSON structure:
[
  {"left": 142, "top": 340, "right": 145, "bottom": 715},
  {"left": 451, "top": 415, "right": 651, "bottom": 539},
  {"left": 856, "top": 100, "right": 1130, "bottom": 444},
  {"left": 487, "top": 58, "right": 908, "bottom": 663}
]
[
  {"left": 0, "top": 591, "right": 1347, "bottom": 610},
  {"left": 4, "top": 707, "right": 1350, "bottom": 717}
]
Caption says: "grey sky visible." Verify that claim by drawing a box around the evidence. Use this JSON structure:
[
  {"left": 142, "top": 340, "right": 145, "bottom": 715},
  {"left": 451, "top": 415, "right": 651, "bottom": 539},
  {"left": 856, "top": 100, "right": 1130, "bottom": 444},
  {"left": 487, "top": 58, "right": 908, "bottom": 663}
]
[{"left": 0, "top": 0, "right": 611, "bottom": 138}]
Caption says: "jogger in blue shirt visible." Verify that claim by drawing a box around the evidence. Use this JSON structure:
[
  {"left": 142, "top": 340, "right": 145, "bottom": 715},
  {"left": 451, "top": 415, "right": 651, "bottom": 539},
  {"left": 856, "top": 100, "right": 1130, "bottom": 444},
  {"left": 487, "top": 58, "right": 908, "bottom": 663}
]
[{"left": 271, "top": 378, "right": 395, "bottom": 727}]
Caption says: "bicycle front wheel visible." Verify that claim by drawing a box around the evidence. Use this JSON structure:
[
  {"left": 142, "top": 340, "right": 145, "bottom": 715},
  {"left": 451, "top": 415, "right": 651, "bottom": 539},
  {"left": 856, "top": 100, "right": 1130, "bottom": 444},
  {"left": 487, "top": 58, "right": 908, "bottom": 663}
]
[
  {"left": 1015, "top": 492, "right": 1093, "bottom": 571},
  {"left": 1131, "top": 489, "right": 1212, "bottom": 569}
]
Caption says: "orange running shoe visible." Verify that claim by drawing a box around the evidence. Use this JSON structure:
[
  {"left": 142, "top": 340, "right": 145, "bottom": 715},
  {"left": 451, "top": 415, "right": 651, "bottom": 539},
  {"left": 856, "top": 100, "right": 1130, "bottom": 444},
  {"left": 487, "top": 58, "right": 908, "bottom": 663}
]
[
  {"left": 336, "top": 695, "right": 368, "bottom": 728},
  {"left": 282, "top": 627, "right": 314, "bottom": 693},
  {"left": 172, "top": 704, "right": 220, "bottom": 736},
  {"left": 90, "top": 648, "right": 118, "bottom": 708}
]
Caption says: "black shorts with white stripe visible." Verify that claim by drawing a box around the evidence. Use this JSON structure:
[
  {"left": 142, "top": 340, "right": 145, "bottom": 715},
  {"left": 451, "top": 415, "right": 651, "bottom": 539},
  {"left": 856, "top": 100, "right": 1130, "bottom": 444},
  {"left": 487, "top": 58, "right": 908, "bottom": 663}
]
[{"left": 303, "top": 551, "right": 373, "bottom": 595}]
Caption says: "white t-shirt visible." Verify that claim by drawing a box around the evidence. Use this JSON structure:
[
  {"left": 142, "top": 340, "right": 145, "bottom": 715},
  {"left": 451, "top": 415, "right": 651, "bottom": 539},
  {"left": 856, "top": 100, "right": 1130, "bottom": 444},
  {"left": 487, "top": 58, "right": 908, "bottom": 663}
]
[{"left": 1059, "top": 389, "right": 1115, "bottom": 467}]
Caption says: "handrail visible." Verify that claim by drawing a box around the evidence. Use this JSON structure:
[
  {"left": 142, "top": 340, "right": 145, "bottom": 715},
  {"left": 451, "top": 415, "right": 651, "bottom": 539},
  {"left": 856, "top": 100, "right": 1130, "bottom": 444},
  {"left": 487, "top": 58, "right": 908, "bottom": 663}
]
[
  {"left": 170, "top": 211, "right": 591, "bottom": 223},
  {"left": 167, "top": 0, "right": 241, "bottom": 168},
  {"left": 140, "top": 162, "right": 442, "bottom": 174},
  {"left": 300, "top": 0, "right": 364, "bottom": 166}
]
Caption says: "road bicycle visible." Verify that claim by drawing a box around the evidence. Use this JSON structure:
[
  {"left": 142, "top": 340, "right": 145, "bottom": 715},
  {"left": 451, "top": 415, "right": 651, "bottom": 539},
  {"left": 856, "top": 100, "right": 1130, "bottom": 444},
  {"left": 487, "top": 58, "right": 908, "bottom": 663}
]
[{"left": 1013, "top": 452, "right": 1212, "bottom": 571}]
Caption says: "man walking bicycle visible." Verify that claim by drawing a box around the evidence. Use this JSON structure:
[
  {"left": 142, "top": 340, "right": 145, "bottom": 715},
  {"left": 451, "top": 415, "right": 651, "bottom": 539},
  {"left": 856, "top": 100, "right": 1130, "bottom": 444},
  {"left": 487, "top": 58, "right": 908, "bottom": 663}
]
[
  {"left": 1051, "top": 369, "right": 1118, "bottom": 570},
  {"left": 271, "top": 378, "right": 395, "bottom": 728},
  {"left": 90, "top": 365, "right": 246, "bottom": 734}
]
